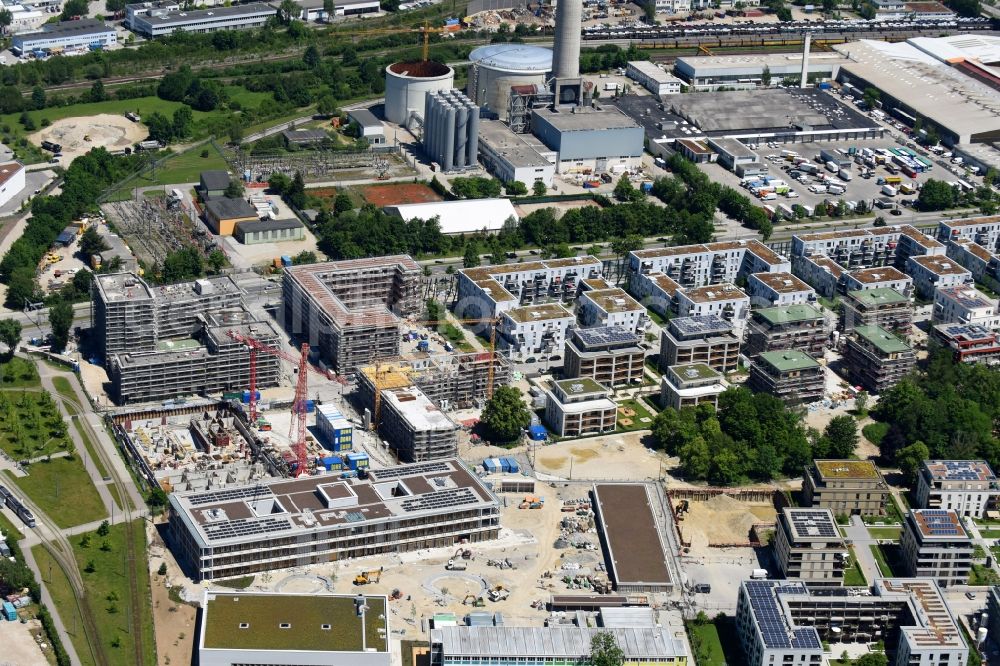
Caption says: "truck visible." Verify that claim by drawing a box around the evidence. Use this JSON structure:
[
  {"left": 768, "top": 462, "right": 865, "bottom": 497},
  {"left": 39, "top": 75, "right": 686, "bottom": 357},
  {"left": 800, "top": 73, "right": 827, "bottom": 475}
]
[
  {"left": 825, "top": 161, "right": 839, "bottom": 173},
  {"left": 828, "top": 184, "right": 846, "bottom": 195},
  {"left": 881, "top": 184, "right": 897, "bottom": 197},
  {"left": 40, "top": 140, "right": 62, "bottom": 153},
  {"left": 884, "top": 175, "right": 902, "bottom": 185},
  {"left": 838, "top": 169, "right": 852, "bottom": 182},
  {"left": 603, "top": 82, "right": 618, "bottom": 92},
  {"left": 417, "top": 339, "right": 430, "bottom": 352},
  {"left": 446, "top": 559, "right": 468, "bottom": 571},
  {"left": 798, "top": 162, "right": 819, "bottom": 175},
  {"left": 899, "top": 182, "right": 916, "bottom": 195},
  {"left": 751, "top": 569, "right": 769, "bottom": 580}
]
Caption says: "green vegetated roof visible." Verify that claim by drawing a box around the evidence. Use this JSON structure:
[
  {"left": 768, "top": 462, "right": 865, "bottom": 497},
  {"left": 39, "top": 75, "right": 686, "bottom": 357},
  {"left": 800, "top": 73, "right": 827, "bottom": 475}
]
[
  {"left": 669, "top": 362, "right": 720, "bottom": 381},
  {"left": 758, "top": 349, "right": 820, "bottom": 372},
  {"left": 848, "top": 288, "right": 908, "bottom": 307},
  {"left": 815, "top": 459, "right": 880, "bottom": 479},
  {"left": 754, "top": 303, "right": 824, "bottom": 325},
  {"left": 203, "top": 593, "right": 388, "bottom": 653},
  {"left": 853, "top": 325, "right": 910, "bottom": 354},
  {"left": 554, "top": 376, "right": 607, "bottom": 395}
]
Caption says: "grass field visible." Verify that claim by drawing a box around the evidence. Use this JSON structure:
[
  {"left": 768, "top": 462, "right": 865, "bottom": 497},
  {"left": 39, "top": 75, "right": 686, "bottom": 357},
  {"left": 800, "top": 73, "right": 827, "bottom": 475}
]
[
  {"left": 616, "top": 398, "right": 656, "bottom": 432},
  {"left": 8, "top": 456, "right": 106, "bottom": 528},
  {"left": 844, "top": 549, "right": 867, "bottom": 587},
  {"left": 33, "top": 545, "right": 94, "bottom": 666},
  {"left": 0, "top": 389, "right": 72, "bottom": 460},
  {"left": 222, "top": 86, "right": 273, "bottom": 109},
  {"left": 0, "top": 358, "right": 41, "bottom": 388},
  {"left": 2, "top": 97, "right": 215, "bottom": 135},
  {"left": 869, "top": 543, "right": 899, "bottom": 577},
  {"left": 51, "top": 376, "right": 78, "bottom": 405},
  {"left": 0, "top": 509, "right": 24, "bottom": 543},
  {"left": 862, "top": 422, "right": 889, "bottom": 446},
  {"left": 688, "top": 621, "right": 726, "bottom": 666},
  {"left": 105, "top": 143, "right": 230, "bottom": 199},
  {"left": 867, "top": 527, "right": 902, "bottom": 541},
  {"left": 970, "top": 563, "right": 1000, "bottom": 586}
]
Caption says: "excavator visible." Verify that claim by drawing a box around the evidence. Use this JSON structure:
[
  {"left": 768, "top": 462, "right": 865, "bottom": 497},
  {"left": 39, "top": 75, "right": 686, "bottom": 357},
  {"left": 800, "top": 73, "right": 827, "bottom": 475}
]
[{"left": 354, "top": 567, "right": 383, "bottom": 585}]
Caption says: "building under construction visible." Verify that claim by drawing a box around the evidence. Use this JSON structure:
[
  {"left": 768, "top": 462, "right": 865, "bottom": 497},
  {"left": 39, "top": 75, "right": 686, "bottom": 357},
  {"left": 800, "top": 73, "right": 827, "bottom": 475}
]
[
  {"left": 378, "top": 386, "right": 459, "bottom": 462},
  {"left": 282, "top": 257, "right": 422, "bottom": 373}
]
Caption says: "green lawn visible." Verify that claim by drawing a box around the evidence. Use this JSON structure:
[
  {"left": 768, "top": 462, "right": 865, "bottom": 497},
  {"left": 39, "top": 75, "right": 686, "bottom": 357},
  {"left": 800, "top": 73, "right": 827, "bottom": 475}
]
[
  {"left": 106, "top": 143, "right": 230, "bottom": 199},
  {"left": 616, "top": 397, "right": 656, "bottom": 432},
  {"left": 970, "top": 563, "right": 1000, "bottom": 586},
  {"left": 862, "top": 422, "right": 889, "bottom": 446},
  {"left": 0, "top": 389, "right": 73, "bottom": 460},
  {"left": 0, "top": 358, "right": 41, "bottom": 388},
  {"left": 33, "top": 545, "right": 95, "bottom": 666},
  {"left": 213, "top": 575, "right": 255, "bottom": 590},
  {"left": 981, "top": 529, "right": 1000, "bottom": 539},
  {"left": 222, "top": 86, "right": 273, "bottom": 109},
  {"left": 4, "top": 96, "right": 214, "bottom": 132},
  {"left": 869, "top": 543, "right": 899, "bottom": 577},
  {"left": 7, "top": 456, "right": 106, "bottom": 528},
  {"left": 51, "top": 376, "right": 79, "bottom": 406},
  {"left": 74, "top": 419, "right": 110, "bottom": 481},
  {"left": 867, "top": 527, "right": 902, "bottom": 541},
  {"left": 844, "top": 549, "right": 867, "bottom": 587},
  {"left": 0, "top": 509, "right": 24, "bottom": 543},
  {"left": 687, "top": 621, "right": 726, "bottom": 666}
]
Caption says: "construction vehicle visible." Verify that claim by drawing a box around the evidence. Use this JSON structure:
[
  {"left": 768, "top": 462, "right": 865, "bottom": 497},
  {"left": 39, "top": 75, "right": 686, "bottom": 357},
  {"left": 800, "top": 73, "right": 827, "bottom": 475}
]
[
  {"left": 390, "top": 588, "right": 402, "bottom": 600},
  {"left": 354, "top": 567, "right": 383, "bottom": 585},
  {"left": 463, "top": 594, "right": 485, "bottom": 607},
  {"left": 487, "top": 585, "right": 509, "bottom": 602},
  {"left": 454, "top": 548, "right": 472, "bottom": 560},
  {"left": 445, "top": 559, "right": 467, "bottom": 571}
]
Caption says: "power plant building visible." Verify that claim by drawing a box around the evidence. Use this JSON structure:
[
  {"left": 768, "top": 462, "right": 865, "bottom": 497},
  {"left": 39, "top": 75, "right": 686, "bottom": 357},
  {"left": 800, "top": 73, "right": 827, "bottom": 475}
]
[
  {"left": 168, "top": 458, "right": 501, "bottom": 581},
  {"left": 281, "top": 257, "right": 422, "bottom": 373},
  {"left": 477, "top": 119, "right": 555, "bottom": 188},
  {"left": 466, "top": 44, "right": 552, "bottom": 118},
  {"left": 384, "top": 60, "right": 455, "bottom": 127},
  {"left": 422, "top": 89, "right": 479, "bottom": 172},
  {"left": 530, "top": 106, "right": 644, "bottom": 174}
]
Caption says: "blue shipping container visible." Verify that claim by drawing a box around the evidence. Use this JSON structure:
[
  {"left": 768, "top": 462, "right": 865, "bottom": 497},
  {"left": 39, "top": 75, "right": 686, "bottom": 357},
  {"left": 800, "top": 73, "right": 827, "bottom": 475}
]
[
  {"left": 2, "top": 601, "right": 16, "bottom": 621},
  {"left": 304, "top": 400, "right": 315, "bottom": 413},
  {"left": 528, "top": 425, "right": 547, "bottom": 441},
  {"left": 241, "top": 390, "right": 261, "bottom": 403},
  {"left": 281, "top": 255, "right": 293, "bottom": 267},
  {"left": 818, "top": 81, "right": 832, "bottom": 90},
  {"left": 504, "top": 457, "right": 520, "bottom": 474},
  {"left": 346, "top": 453, "right": 369, "bottom": 469}
]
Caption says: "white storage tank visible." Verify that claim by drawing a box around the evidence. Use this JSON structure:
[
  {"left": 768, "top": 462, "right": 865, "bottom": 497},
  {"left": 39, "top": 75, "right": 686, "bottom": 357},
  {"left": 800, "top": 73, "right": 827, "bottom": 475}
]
[
  {"left": 385, "top": 60, "right": 455, "bottom": 127},
  {"left": 467, "top": 44, "right": 552, "bottom": 117}
]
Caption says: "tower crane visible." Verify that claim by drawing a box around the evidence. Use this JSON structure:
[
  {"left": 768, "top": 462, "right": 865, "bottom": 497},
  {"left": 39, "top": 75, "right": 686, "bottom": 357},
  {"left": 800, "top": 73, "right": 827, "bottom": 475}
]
[
  {"left": 370, "top": 316, "right": 500, "bottom": 431},
  {"left": 330, "top": 20, "right": 459, "bottom": 62},
  {"left": 227, "top": 331, "right": 330, "bottom": 476}
]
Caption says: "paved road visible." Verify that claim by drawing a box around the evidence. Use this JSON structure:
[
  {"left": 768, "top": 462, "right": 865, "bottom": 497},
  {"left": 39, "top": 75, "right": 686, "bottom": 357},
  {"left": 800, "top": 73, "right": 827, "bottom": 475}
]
[{"left": 844, "top": 515, "right": 881, "bottom": 583}]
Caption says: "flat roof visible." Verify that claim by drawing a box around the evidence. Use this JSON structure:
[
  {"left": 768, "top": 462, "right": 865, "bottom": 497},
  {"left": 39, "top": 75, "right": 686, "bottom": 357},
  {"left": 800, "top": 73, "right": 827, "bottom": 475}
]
[
  {"left": 282, "top": 128, "right": 327, "bottom": 142},
  {"left": 741, "top": 580, "right": 821, "bottom": 651},
  {"left": 668, "top": 315, "right": 735, "bottom": 338},
  {"left": 783, "top": 507, "right": 841, "bottom": 542},
  {"left": 627, "top": 60, "right": 682, "bottom": 84},
  {"left": 922, "top": 460, "right": 996, "bottom": 482},
  {"left": 553, "top": 376, "right": 606, "bottom": 396},
  {"left": 168, "top": 458, "right": 497, "bottom": 549},
  {"left": 347, "top": 108, "right": 382, "bottom": 130},
  {"left": 136, "top": 2, "right": 274, "bottom": 25},
  {"left": 807, "top": 254, "right": 846, "bottom": 278},
  {"left": 758, "top": 350, "right": 820, "bottom": 373},
  {"left": 898, "top": 224, "right": 943, "bottom": 250},
  {"left": 0, "top": 162, "right": 23, "bottom": 188},
  {"left": 667, "top": 362, "right": 720, "bottom": 382},
  {"left": 707, "top": 137, "right": 757, "bottom": 160},
  {"left": 237, "top": 218, "right": 302, "bottom": 234},
  {"left": 383, "top": 386, "right": 456, "bottom": 432},
  {"left": 581, "top": 288, "right": 643, "bottom": 313},
  {"left": 572, "top": 325, "right": 641, "bottom": 349},
  {"left": 478, "top": 120, "right": 551, "bottom": 169},
  {"left": 16, "top": 17, "right": 113, "bottom": 39},
  {"left": 935, "top": 286, "right": 995, "bottom": 310},
  {"left": 939, "top": 215, "right": 1000, "bottom": 230},
  {"left": 753, "top": 303, "right": 824, "bottom": 326},
  {"left": 205, "top": 197, "right": 257, "bottom": 221},
  {"left": 201, "top": 591, "right": 387, "bottom": 653},
  {"left": 950, "top": 238, "right": 994, "bottom": 263},
  {"left": 849, "top": 266, "right": 909, "bottom": 284},
  {"left": 503, "top": 302, "right": 573, "bottom": 324},
  {"left": 592, "top": 484, "right": 671, "bottom": 588},
  {"left": 532, "top": 106, "right": 640, "bottom": 132},
  {"left": 431, "top": 626, "right": 687, "bottom": 659},
  {"left": 676, "top": 51, "right": 851, "bottom": 74},
  {"left": 646, "top": 272, "right": 681, "bottom": 297},
  {"left": 750, "top": 271, "right": 812, "bottom": 293},
  {"left": 387, "top": 199, "right": 518, "bottom": 235},
  {"left": 910, "top": 509, "right": 969, "bottom": 540},
  {"left": 815, "top": 459, "right": 881, "bottom": 480},
  {"left": 679, "top": 283, "right": 747, "bottom": 304},
  {"left": 95, "top": 272, "right": 155, "bottom": 303},
  {"left": 853, "top": 325, "right": 911, "bottom": 354},
  {"left": 631, "top": 239, "right": 785, "bottom": 266},
  {"left": 847, "top": 287, "right": 909, "bottom": 307},
  {"left": 934, "top": 322, "right": 999, "bottom": 344},
  {"left": 911, "top": 255, "right": 970, "bottom": 277}
]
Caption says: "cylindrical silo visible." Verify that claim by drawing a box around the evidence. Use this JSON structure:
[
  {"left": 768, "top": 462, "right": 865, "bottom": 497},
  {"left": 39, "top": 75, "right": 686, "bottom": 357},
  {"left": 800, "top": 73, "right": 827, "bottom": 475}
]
[
  {"left": 454, "top": 104, "right": 468, "bottom": 169},
  {"left": 466, "top": 104, "right": 479, "bottom": 167},
  {"left": 384, "top": 61, "right": 455, "bottom": 126},
  {"left": 467, "top": 44, "right": 552, "bottom": 116},
  {"left": 552, "top": 0, "right": 582, "bottom": 80},
  {"left": 442, "top": 104, "right": 456, "bottom": 172}
]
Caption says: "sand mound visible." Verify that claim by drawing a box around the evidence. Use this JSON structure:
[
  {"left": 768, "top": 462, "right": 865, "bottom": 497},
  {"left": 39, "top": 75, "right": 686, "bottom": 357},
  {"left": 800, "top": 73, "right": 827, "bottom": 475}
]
[
  {"left": 30, "top": 113, "right": 147, "bottom": 164},
  {"left": 681, "top": 494, "right": 777, "bottom": 548}
]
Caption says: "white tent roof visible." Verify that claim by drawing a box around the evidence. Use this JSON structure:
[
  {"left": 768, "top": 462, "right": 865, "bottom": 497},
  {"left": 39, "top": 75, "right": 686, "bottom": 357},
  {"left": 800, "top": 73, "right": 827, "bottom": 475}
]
[{"left": 387, "top": 198, "right": 518, "bottom": 235}]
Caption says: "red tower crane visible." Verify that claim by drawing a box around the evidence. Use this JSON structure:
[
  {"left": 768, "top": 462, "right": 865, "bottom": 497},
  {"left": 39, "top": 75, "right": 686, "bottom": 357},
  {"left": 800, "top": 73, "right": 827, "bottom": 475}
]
[{"left": 227, "top": 331, "right": 324, "bottom": 476}]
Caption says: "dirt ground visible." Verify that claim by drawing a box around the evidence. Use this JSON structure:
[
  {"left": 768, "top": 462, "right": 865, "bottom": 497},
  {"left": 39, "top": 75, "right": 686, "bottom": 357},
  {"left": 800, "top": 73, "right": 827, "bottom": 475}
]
[
  {"left": 532, "top": 431, "right": 669, "bottom": 481},
  {"left": 30, "top": 114, "right": 146, "bottom": 163},
  {"left": 678, "top": 495, "right": 777, "bottom": 550},
  {"left": 147, "top": 522, "right": 197, "bottom": 666},
  {"left": 514, "top": 199, "right": 600, "bottom": 219},
  {"left": 0, "top": 615, "right": 50, "bottom": 665},
  {"left": 361, "top": 183, "right": 442, "bottom": 206}
]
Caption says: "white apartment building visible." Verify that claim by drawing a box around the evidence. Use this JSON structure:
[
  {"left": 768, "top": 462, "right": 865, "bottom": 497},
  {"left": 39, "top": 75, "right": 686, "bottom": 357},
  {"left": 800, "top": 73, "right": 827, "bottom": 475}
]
[
  {"left": 938, "top": 215, "right": 1000, "bottom": 252},
  {"left": 543, "top": 377, "right": 617, "bottom": 437},
  {"left": 746, "top": 272, "right": 815, "bottom": 308},
  {"left": 576, "top": 287, "right": 647, "bottom": 333},
  {"left": 841, "top": 266, "right": 913, "bottom": 296},
  {"left": 933, "top": 286, "right": 1000, "bottom": 329},
  {"left": 792, "top": 254, "right": 846, "bottom": 298},
  {"left": 675, "top": 283, "right": 750, "bottom": 336},
  {"left": 916, "top": 460, "right": 1000, "bottom": 518},
  {"left": 791, "top": 225, "right": 944, "bottom": 269},
  {"left": 630, "top": 271, "right": 681, "bottom": 318},
  {"left": 498, "top": 303, "right": 576, "bottom": 362},
  {"left": 946, "top": 238, "right": 994, "bottom": 282},
  {"left": 906, "top": 255, "right": 973, "bottom": 300},
  {"left": 627, "top": 239, "right": 790, "bottom": 290},
  {"left": 900, "top": 509, "right": 973, "bottom": 588}
]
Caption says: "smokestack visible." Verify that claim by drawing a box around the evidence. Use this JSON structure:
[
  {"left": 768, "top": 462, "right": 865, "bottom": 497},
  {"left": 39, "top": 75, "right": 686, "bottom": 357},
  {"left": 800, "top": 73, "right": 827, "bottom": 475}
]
[
  {"left": 552, "top": 0, "right": 582, "bottom": 80},
  {"left": 800, "top": 33, "right": 811, "bottom": 88}
]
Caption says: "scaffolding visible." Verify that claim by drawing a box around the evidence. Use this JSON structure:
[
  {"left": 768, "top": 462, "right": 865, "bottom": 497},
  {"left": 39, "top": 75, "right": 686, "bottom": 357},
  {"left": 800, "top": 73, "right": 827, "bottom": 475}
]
[{"left": 507, "top": 84, "right": 554, "bottom": 134}]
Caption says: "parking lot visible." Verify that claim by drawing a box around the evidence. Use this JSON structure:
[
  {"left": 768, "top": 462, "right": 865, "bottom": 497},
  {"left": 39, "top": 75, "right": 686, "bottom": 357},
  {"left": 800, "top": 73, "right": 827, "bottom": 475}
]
[{"left": 696, "top": 138, "right": 953, "bottom": 220}]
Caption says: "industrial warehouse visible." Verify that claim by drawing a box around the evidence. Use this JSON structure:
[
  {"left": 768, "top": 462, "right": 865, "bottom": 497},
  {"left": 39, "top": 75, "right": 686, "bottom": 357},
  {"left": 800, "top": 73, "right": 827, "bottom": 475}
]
[{"left": 167, "top": 458, "right": 501, "bottom": 581}]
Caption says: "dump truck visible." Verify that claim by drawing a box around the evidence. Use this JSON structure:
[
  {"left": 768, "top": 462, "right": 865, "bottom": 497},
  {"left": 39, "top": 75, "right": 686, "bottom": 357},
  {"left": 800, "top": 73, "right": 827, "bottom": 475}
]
[{"left": 488, "top": 585, "right": 510, "bottom": 602}]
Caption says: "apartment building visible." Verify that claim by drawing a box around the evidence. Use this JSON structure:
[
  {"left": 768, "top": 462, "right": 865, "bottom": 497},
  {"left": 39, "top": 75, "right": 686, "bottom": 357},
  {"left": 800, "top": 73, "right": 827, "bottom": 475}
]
[
  {"left": 167, "top": 458, "right": 501, "bottom": 581},
  {"left": 791, "top": 225, "right": 944, "bottom": 272},
  {"left": 627, "top": 239, "right": 790, "bottom": 289},
  {"left": 563, "top": 326, "right": 645, "bottom": 388},
  {"left": 659, "top": 315, "right": 741, "bottom": 374},
  {"left": 456, "top": 256, "right": 602, "bottom": 320},
  {"left": 843, "top": 325, "right": 916, "bottom": 393},
  {"left": 932, "top": 285, "right": 1000, "bottom": 329},
  {"left": 915, "top": 460, "right": 1000, "bottom": 518},
  {"left": 933, "top": 323, "right": 1000, "bottom": 364},
  {"left": 747, "top": 350, "right": 825, "bottom": 406},
  {"left": 377, "top": 387, "right": 458, "bottom": 463},
  {"left": 744, "top": 304, "right": 826, "bottom": 357},
  {"left": 900, "top": 509, "right": 973, "bottom": 588},
  {"left": 793, "top": 255, "right": 914, "bottom": 300},
  {"left": 773, "top": 508, "right": 847, "bottom": 586},
  {"left": 576, "top": 288, "right": 647, "bottom": 333},
  {"left": 675, "top": 283, "right": 751, "bottom": 336},
  {"left": 543, "top": 378, "right": 617, "bottom": 438},
  {"left": 661, "top": 363, "right": 728, "bottom": 411},
  {"left": 629, "top": 271, "right": 681, "bottom": 318},
  {"left": 841, "top": 266, "right": 913, "bottom": 295},
  {"left": 736, "top": 578, "right": 967, "bottom": 666},
  {"left": 841, "top": 288, "right": 913, "bottom": 335},
  {"left": 802, "top": 459, "right": 889, "bottom": 515},
  {"left": 946, "top": 237, "right": 996, "bottom": 283},
  {"left": 746, "top": 272, "right": 815, "bottom": 308},
  {"left": 906, "top": 255, "right": 973, "bottom": 300},
  {"left": 937, "top": 215, "right": 1000, "bottom": 252},
  {"left": 792, "top": 254, "right": 846, "bottom": 297},
  {"left": 498, "top": 303, "right": 575, "bottom": 362},
  {"left": 282, "top": 257, "right": 422, "bottom": 373}
]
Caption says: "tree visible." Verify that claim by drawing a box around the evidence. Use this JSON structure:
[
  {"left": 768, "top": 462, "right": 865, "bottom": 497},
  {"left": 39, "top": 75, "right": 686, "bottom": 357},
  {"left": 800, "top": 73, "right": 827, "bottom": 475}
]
[
  {"left": 144, "top": 111, "right": 173, "bottom": 145},
  {"left": 59, "top": 0, "right": 88, "bottom": 20},
  {"left": 316, "top": 95, "right": 338, "bottom": 118},
  {"left": 79, "top": 227, "right": 110, "bottom": 257},
  {"left": 30, "top": 86, "right": 45, "bottom": 110},
  {"left": 171, "top": 106, "right": 193, "bottom": 139},
  {"left": 760, "top": 65, "right": 772, "bottom": 87},
  {"left": 323, "top": 0, "right": 334, "bottom": 19},
  {"left": 89, "top": 79, "right": 107, "bottom": 103},
  {"left": 105, "top": 0, "right": 127, "bottom": 12},
  {"left": 48, "top": 300, "right": 73, "bottom": 353},
  {"left": 532, "top": 180, "right": 547, "bottom": 196},
  {"left": 207, "top": 250, "right": 227, "bottom": 273},
  {"left": 157, "top": 562, "right": 167, "bottom": 576},
  {"left": 758, "top": 216, "right": 773, "bottom": 242},
  {"left": 873, "top": 216, "right": 886, "bottom": 227},
  {"left": 333, "top": 193, "right": 353, "bottom": 215},
  {"left": 96, "top": 520, "right": 110, "bottom": 537},
  {"left": 822, "top": 0, "right": 836, "bottom": 11},
  {"left": 303, "top": 45, "right": 321, "bottom": 69},
  {"left": 5, "top": 267, "right": 37, "bottom": 311},
  {"left": 854, "top": 390, "right": 869, "bottom": 416},
  {"left": 505, "top": 180, "right": 528, "bottom": 196},
  {"left": 591, "top": 631, "right": 625, "bottom": 666},
  {"left": 896, "top": 441, "right": 930, "bottom": 485},
  {"left": 856, "top": 653, "right": 888, "bottom": 666},
  {"left": 480, "top": 386, "right": 530, "bottom": 444},
  {"left": 0, "top": 8, "right": 11, "bottom": 36},
  {"left": 945, "top": 0, "right": 980, "bottom": 16},
  {"left": 0, "top": 319, "right": 21, "bottom": 359},
  {"left": 224, "top": 179, "right": 245, "bottom": 199},
  {"left": 278, "top": 0, "right": 300, "bottom": 23},
  {"left": 917, "top": 179, "right": 957, "bottom": 212},
  {"left": 823, "top": 415, "right": 858, "bottom": 458},
  {"left": 614, "top": 174, "right": 639, "bottom": 202},
  {"left": 862, "top": 87, "right": 880, "bottom": 111},
  {"left": 462, "top": 243, "right": 481, "bottom": 269}
]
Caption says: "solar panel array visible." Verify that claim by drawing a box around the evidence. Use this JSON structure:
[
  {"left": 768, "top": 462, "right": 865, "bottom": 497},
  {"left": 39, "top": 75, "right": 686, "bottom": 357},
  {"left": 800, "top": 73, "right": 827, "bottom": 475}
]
[
  {"left": 575, "top": 326, "right": 640, "bottom": 349},
  {"left": 188, "top": 485, "right": 274, "bottom": 507},
  {"left": 400, "top": 487, "right": 479, "bottom": 513},
  {"left": 671, "top": 315, "right": 733, "bottom": 338},
  {"left": 916, "top": 509, "right": 964, "bottom": 537},
  {"left": 745, "top": 581, "right": 821, "bottom": 650},
  {"left": 368, "top": 461, "right": 452, "bottom": 480},
  {"left": 935, "top": 460, "right": 993, "bottom": 481},
  {"left": 939, "top": 324, "right": 993, "bottom": 340},
  {"left": 203, "top": 516, "right": 293, "bottom": 542},
  {"left": 788, "top": 510, "right": 838, "bottom": 538}
]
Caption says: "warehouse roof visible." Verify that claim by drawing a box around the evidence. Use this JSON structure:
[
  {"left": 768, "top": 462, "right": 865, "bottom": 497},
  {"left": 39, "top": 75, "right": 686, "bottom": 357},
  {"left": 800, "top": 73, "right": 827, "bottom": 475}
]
[
  {"left": 15, "top": 18, "right": 113, "bottom": 40},
  {"left": 134, "top": 2, "right": 274, "bottom": 26},
  {"left": 347, "top": 108, "right": 382, "bottom": 130},
  {"left": 675, "top": 52, "right": 850, "bottom": 74},
  {"left": 532, "top": 106, "right": 640, "bottom": 132},
  {"left": 237, "top": 218, "right": 303, "bottom": 234},
  {"left": 478, "top": 120, "right": 551, "bottom": 168},
  {"left": 204, "top": 197, "right": 258, "bottom": 221},
  {"left": 385, "top": 198, "right": 518, "bottom": 235}
]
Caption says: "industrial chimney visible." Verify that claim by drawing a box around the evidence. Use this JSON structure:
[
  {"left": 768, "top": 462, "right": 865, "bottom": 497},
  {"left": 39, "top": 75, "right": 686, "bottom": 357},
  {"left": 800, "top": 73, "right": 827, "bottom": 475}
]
[
  {"left": 551, "top": 0, "right": 584, "bottom": 106},
  {"left": 799, "top": 33, "right": 811, "bottom": 88}
]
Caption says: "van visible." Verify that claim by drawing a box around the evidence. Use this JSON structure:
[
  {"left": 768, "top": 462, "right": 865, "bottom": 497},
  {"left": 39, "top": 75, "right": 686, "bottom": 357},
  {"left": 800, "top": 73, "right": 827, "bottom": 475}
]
[
  {"left": 881, "top": 184, "right": 897, "bottom": 197},
  {"left": 828, "top": 185, "right": 845, "bottom": 195},
  {"left": 838, "top": 169, "right": 852, "bottom": 182},
  {"left": 761, "top": 192, "right": 777, "bottom": 201}
]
